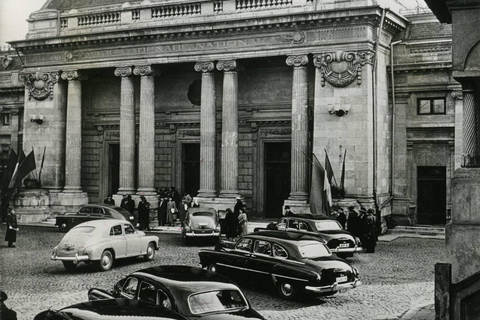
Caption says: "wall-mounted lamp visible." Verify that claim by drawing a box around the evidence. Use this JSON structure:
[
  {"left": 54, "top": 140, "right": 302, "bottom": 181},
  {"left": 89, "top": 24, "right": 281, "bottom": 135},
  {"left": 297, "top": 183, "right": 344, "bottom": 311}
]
[
  {"left": 30, "top": 114, "right": 44, "bottom": 124},
  {"left": 328, "top": 104, "right": 350, "bottom": 117}
]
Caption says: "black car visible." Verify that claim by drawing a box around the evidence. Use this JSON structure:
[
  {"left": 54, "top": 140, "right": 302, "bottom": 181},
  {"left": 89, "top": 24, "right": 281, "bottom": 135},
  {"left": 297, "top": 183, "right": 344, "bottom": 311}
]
[
  {"left": 199, "top": 231, "right": 360, "bottom": 300},
  {"left": 88, "top": 265, "right": 265, "bottom": 319},
  {"left": 34, "top": 298, "right": 188, "bottom": 320},
  {"left": 256, "top": 214, "right": 362, "bottom": 258},
  {"left": 55, "top": 204, "right": 135, "bottom": 232}
]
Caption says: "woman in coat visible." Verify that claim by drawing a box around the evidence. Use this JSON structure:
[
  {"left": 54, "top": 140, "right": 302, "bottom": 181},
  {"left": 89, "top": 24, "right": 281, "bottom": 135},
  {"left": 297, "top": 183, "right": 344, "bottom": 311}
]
[
  {"left": 224, "top": 208, "right": 238, "bottom": 241},
  {"left": 237, "top": 207, "right": 248, "bottom": 237},
  {"left": 166, "top": 197, "right": 177, "bottom": 226},
  {"left": 5, "top": 209, "right": 18, "bottom": 248},
  {"left": 137, "top": 196, "right": 151, "bottom": 231}
]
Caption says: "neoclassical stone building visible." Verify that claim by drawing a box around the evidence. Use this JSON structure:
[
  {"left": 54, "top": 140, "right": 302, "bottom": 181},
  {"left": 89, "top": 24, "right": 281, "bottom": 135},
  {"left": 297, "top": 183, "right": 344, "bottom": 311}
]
[{"left": 0, "top": 0, "right": 460, "bottom": 225}]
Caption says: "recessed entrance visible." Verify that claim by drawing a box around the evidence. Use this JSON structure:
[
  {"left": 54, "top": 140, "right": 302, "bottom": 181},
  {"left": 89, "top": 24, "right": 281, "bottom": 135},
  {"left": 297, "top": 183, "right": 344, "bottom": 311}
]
[
  {"left": 108, "top": 144, "right": 120, "bottom": 196},
  {"left": 264, "top": 142, "right": 291, "bottom": 218},
  {"left": 417, "top": 166, "right": 446, "bottom": 225},
  {"left": 182, "top": 143, "right": 200, "bottom": 197}
]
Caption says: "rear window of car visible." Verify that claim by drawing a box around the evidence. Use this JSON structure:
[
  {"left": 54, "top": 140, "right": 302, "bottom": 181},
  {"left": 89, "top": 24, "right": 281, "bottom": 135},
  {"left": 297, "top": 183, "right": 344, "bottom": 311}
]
[
  {"left": 298, "top": 242, "right": 331, "bottom": 259},
  {"left": 315, "top": 220, "right": 342, "bottom": 231},
  {"left": 192, "top": 212, "right": 213, "bottom": 217},
  {"left": 70, "top": 226, "right": 95, "bottom": 233},
  {"left": 188, "top": 290, "right": 248, "bottom": 315}
]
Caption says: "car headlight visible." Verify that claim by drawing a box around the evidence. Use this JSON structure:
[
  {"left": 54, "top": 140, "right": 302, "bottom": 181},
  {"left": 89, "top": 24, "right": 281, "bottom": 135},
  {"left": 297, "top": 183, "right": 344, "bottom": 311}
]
[{"left": 129, "top": 216, "right": 134, "bottom": 220}]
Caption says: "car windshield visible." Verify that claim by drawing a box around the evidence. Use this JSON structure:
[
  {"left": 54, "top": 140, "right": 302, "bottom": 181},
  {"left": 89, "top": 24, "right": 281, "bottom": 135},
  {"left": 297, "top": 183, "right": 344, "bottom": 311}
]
[
  {"left": 315, "top": 220, "right": 342, "bottom": 231},
  {"left": 192, "top": 212, "right": 213, "bottom": 217},
  {"left": 188, "top": 289, "right": 248, "bottom": 315},
  {"left": 113, "top": 207, "right": 131, "bottom": 216},
  {"left": 298, "top": 242, "right": 331, "bottom": 259},
  {"left": 70, "top": 226, "right": 96, "bottom": 234}
]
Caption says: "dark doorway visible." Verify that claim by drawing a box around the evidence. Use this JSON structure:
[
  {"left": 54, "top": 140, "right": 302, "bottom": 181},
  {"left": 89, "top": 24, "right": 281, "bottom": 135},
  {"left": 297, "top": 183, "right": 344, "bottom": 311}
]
[
  {"left": 109, "top": 144, "right": 120, "bottom": 196},
  {"left": 417, "top": 166, "right": 446, "bottom": 225},
  {"left": 183, "top": 143, "right": 200, "bottom": 197},
  {"left": 264, "top": 142, "right": 291, "bottom": 218}
]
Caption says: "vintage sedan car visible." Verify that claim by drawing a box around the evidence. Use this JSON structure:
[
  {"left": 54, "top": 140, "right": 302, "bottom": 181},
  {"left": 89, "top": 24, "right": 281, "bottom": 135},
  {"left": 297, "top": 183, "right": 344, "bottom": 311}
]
[
  {"left": 88, "top": 265, "right": 265, "bottom": 319},
  {"left": 199, "top": 231, "right": 361, "bottom": 300},
  {"left": 182, "top": 207, "right": 221, "bottom": 244},
  {"left": 55, "top": 204, "right": 135, "bottom": 232},
  {"left": 256, "top": 214, "right": 362, "bottom": 258},
  {"left": 34, "top": 298, "right": 188, "bottom": 320},
  {"left": 51, "top": 219, "right": 159, "bottom": 271}
]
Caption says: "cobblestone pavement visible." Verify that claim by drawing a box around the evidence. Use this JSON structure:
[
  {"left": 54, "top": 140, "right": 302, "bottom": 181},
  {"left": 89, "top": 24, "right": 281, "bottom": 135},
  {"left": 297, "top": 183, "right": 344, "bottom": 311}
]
[{"left": 0, "top": 225, "right": 444, "bottom": 320}]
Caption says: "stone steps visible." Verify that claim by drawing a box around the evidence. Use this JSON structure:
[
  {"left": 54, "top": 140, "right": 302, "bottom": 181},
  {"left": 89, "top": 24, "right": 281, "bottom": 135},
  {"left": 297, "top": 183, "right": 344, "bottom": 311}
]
[{"left": 390, "top": 225, "right": 445, "bottom": 236}]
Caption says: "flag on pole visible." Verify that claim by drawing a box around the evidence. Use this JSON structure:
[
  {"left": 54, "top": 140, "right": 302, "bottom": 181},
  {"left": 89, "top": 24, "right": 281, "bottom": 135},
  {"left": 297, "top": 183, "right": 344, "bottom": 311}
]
[
  {"left": 340, "top": 149, "right": 347, "bottom": 198},
  {"left": 38, "top": 146, "right": 46, "bottom": 185},
  {"left": 6, "top": 150, "right": 36, "bottom": 199},
  {"left": 8, "top": 150, "right": 25, "bottom": 189},
  {"left": 310, "top": 153, "right": 331, "bottom": 216},
  {"left": 1, "top": 149, "right": 18, "bottom": 197},
  {"left": 324, "top": 149, "right": 337, "bottom": 188}
]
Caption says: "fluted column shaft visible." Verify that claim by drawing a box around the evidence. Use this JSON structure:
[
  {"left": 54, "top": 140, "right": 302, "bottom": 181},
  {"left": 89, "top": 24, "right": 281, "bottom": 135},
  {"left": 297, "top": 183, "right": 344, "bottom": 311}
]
[
  {"left": 115, "top": 67, "right": 136, "bottom": 194},
  {"left": 287, "top": 55, "right": 309, "bottom": 200},
  {"left": 135, "top": 66, "right": 157, "bottom": 195},
  {"left": 195, "top": 62, "right": 217, "bottom": 197},
  {"left": 61, "top": 71, "right": 86, "bottom": 192},
  {"left": 218, "top": 61, "right": 239, "bottom": 197},
  {"left": 461, "top": 83, "right": 480, "bottom": 167}
]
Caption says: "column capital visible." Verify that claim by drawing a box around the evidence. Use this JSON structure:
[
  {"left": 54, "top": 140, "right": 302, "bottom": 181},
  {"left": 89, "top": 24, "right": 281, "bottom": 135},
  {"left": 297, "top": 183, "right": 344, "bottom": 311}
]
[
  {"left": 22, "top": 71, "right": 60, "bottom": 101},
  {"left": 114, "top": 67, "right": 133, "bottom": 77},
  {"left": 194, "top": 61, "right": 215, "bottom": 73},
  {"left": 61, "top": 70, "right": 88, "bottom": 81},
  {"left": 133, "top": 65, "right": 160, "bottom": 77},
  {"left": 217, "top": 60, "right": 237, "bottom": 72},
  {"left": 286, "top": 55, "right": 309, "bottom": 67},
  {"left": 451, "top": 91, "right": 463, "bottom": 100}
]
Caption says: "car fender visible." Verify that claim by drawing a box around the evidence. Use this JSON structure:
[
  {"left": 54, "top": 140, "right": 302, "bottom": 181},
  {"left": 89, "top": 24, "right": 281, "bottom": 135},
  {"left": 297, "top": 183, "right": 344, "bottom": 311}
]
[
  {"left": 271, "top": 261, "right": 318, "bottom": 285},
  {"left": 84, "top": 243, "right": 114, "bottom": 260},
  {"left": 88, "top": 288, "right": 115, "bottom": 301}
]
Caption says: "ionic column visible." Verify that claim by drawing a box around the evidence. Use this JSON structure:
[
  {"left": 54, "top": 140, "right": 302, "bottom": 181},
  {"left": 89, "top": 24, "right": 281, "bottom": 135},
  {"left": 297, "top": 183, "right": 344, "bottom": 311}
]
[
  {"left": 114, "top": 67, "right": 136, "bottom": 194},
  {"left": 286, "top": 55, "right": 309, "bottom": 201},
  {"left": 134, "top": 65, "right": 158, "bottom": 195},
  {"left": 461, "top": 83, "right": 480, "bottom": 167},
  {"left": 217, "top": 60, "right": 239, "bottom": 198},
  {"left": 61, "top": 71, "right": 87, "bottom": 192},
  {"left": 195, "top": 62, "right": 217, "bottom": 198}
]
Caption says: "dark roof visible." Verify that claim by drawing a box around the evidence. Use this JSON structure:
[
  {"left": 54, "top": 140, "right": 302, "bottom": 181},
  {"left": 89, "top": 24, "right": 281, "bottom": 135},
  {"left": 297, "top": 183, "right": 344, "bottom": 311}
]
[
  {"left": 424, "top": 0, "right": 452, "bottom": 24},
  {"left": 42, "top": 0, "right": 139, "bottom": 10}
]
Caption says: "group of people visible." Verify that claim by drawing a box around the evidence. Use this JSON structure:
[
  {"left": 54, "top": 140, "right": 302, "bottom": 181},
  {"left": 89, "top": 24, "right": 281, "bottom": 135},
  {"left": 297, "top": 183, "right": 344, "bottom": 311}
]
[
  {"left": 332, "top": 206, "right": 378, "bottom": 253},
  {"left": 223, "top": 197, "right": 249, "bottom": 241}
]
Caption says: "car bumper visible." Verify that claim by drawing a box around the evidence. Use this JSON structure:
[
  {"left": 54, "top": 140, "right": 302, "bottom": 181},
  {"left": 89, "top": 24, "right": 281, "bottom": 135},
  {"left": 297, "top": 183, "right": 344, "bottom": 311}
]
[
  {"left": 330, "top": 246, "right": 363, "bottom": 253},
  {"left": 51, "top": 253, "right": 90, "bottom": 263},
  {"left": 305, "top": 279, "right": 361, "bottom": 294},
  {"left": 184, "top": 231, "right": 220, "bottom": 237}
]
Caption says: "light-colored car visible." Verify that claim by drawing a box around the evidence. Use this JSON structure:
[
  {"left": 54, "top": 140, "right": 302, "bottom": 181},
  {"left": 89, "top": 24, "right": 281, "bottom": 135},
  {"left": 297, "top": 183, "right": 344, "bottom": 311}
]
[
  {"left": 181, "top": 207, "right": 221, "bottom": 244},
  {"left": 51, "top": 219, "right": 159, "bottom": 271}
]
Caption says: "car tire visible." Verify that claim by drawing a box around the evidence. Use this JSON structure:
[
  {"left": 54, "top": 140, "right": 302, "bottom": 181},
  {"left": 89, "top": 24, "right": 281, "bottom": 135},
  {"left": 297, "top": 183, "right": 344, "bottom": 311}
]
[
  {"left": 207, "top": 263, "right": 217, "bottom": 273},
  {"left": 58, "top": 222, "right": 70, "bottom": 232},
  {"left": 62, "top": 261, "right": 77, "bottom": 271},
  {"left": 276, "top": 281, "right": 300, "bottom": 300},
  {"left": 144, "top": 242, "right": 156, "bottom": 261},
  {"left": 98, "top": 250, "right": 114, "bottom": 271}
]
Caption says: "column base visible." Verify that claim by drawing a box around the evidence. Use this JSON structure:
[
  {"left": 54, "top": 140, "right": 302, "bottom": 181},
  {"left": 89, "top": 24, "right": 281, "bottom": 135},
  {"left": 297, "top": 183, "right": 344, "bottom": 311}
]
[
  {"left": 197, "top": 190, "right": 217, "bottom": 199},
  {"left": 50, "top": 191, "right": 89, "bottom": 216},
  {"left": 288, "top": 191, "right": 309, "bottom": 202},
  {"left": 63, "top": 186, "right": 84, "bottom": 193},
  {"left": 284, "top": 199, "right": 310, "bottom": 214},
  {"left": 218, "top": 190, "right": 240, "bottom": 198},
  {"left": 117, "top": 187, "right": 136, "bottom": 195},
  {"left": 136, "top": 188, "right": 157, "bottom": 196},
  {"left": 12, "top": 188, "right": 51, "bottom": 223}
]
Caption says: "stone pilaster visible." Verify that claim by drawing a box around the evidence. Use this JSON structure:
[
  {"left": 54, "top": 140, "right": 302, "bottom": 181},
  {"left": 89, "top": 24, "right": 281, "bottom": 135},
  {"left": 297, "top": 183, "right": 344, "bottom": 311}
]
[
  {"left": 60, "top": 71, "right": 87, "bottom": 193},
  {"left": 461, "top": 84, "right": 479, "bottom": 167},
  {"left": 114, "top": 67, "right": 136, "bottom": 194},
  {"left": 195, "top": 62, "right": 217, "bottom": 198},
  {"left": 134, "top": 65, "right": 158, "bottom": 195},
  {"left": 286, "top": 55, "right": 309, "bottom": 201},
  {"left": 217, "top": 60, "right": 239, "bottom": 198}
]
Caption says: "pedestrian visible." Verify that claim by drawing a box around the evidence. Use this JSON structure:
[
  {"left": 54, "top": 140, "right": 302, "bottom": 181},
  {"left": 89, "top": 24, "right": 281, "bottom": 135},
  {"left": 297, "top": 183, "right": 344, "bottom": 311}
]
[
  {"left": 4, "top": 209, "right": 18, "bottom": 248},
  {"left": 283, "top": 205, "right": 295, "bottom": 217},
  {"left": 103, "top": 194, "right": 115, "bottom": 205},
  {"left": 178, "top": 198, "right": 188, "bottom": 228},
  {"left": 336, "top": 207, "right": 347, "bottom": 229},
  {"left": 170, "top": 186, "right": 181, "bottom": 207},
  {"left": 224, "top": 208, "right": 238, "bottom": 241},
  {"left": 233, "top": 196, "right": 243, "bottom": 216},
  {"left": 237, "top": 207, "right": 248, "bottom": 237},
  {"left": 138, "top": 196, "right": 151, "bottom": 231},
  {"left": 0, "top": 290, "right": 17, "bottom": 320},
  {"left": 166, "top": 197, "right": 177, "bottom": 226},
  {"left": 363, "top": 209, "right": 378, "bottom": 253},
  {"left": 188, "top": 198, "right": 200, "bottom": 208},
  {"left": 357, "top": 207, "right": 368, "bottom": 246},
  {"left": 346, "top": 206, "right": 360, "bottom": 237},
  {"left": 121, "top": 194, "right": 135, "bottom": 214},
  {"left": 157, "top": 194, "right": 167, "bottom": 227}
]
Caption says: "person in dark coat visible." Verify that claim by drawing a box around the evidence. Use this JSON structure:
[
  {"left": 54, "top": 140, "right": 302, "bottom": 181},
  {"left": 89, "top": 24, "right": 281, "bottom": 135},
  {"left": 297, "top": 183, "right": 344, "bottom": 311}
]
[
  {"left": 336, "top": 207, "right": 347, "bottom": 229},
  {"left": 233, "top": 197, "right": 243, "bottom": 216},
  {"left": 357, "top": 207, "right": 368, "bottom": 245},
  {"left": 346, "top": 206, "right": 360, "bottom": 237},
  {"left": 0, "top": 290, "right": 17, "bottom": 320},
  {"left": 363, "top": 209, "right": 378, "bottom": 253},
  {"left": 178, "top": 198, "right": 188, "bottom": 228},
  {"left": 103, "top": 195, "right": 115, "bottom": 205},
  {"left": 121, "top": 195, "right": 135, "bottom": 214},
  {"left": 157, "top": 194, "right": 168, "bottom": 227},
  {"left": 170, "top": 187, "right": 181, "bottom": 207},
  {"left": 138, "top": 196, "right": 151, "bottom": 231},
  {"left": 224, "top": 208, "right": 238, "bottom": 241},
  {"left": 283, "top": 206, "right": 295, "bottom": 217},
  {"left": 5, "top": 209, "right": 18, "bottom": 248}
]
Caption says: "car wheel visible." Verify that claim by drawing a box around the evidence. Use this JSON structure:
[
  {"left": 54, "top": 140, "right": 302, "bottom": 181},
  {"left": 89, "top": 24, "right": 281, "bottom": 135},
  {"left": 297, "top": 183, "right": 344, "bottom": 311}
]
[
  {"left": 144, "top": 242, "right": 155, "bottom": 261},
  {"left": 62, "top": 261, "right": 77, "bottom": 271},
  {"left": 277, "top": 281, "right": 300, "bottom": 300},
  {"left": 98, "top": 250, "right": 114, "bottom": 271},
  {"left": 58, "top": 222, "right": 69, "bottom": 232},
  {"left": 207, "top": 263, "right": 217, "bottom": 273}
]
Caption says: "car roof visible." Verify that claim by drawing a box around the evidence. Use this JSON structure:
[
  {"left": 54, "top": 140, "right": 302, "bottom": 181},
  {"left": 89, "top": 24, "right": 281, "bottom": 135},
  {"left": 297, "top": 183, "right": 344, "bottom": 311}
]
[
  {"left": 73, "top": 219, "right": 129, "bottom": 229},
  {"left": 249, "top": 230, "right": 325, "bottom": 244},
  {"left": 86, "top": 203, "right": 125, "bottom": 210},
  {"left": 188, "top": 207, "right": 216, "bottom": 214},
  {"left": 283, "top": 214, "right": 335, "bottom": 221}
]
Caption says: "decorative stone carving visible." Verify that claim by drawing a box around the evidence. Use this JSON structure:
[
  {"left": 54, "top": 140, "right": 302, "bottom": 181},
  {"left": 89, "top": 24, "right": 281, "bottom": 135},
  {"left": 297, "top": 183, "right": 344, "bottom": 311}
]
[
  {"left": 286, "top": 55, "right": 308, "bottom": 67},
  {"left": 23, "top": 72, "right": 59, "bottom": 101},
  {"left": 194, "top": 61, "right": 215, "bottom": 73},
  {"left": 65, "top": 51, "right": 84, "bottom": 61},
  {"left": 260, "top": 128, "right": 291, "bottom": 136},
  {"left": 216, "top": 60, "right": 237, "bottom": 72},
  {"left": 282, "top": 32, "right": 306, "bottom": 44},
  {"left": 133, "top": 65, "right": 160, "bottom": 77},
  {"left": 451, "top": 91, "right": 463, "bottom": 100},
  {"left": 1, "top": 55, "right": 12, "bottom": 69},
  {"left": 114, "top": 67, "right": 132, "bottom": 77},
  {"left": 61, "top": 70, "right": 88, "bottom": 81},
  {"left": 180, "top": 130, "right": 201, "bottom": 137},
  {"left": 313, "top": 51, "right": 375, "bottom": 87}
]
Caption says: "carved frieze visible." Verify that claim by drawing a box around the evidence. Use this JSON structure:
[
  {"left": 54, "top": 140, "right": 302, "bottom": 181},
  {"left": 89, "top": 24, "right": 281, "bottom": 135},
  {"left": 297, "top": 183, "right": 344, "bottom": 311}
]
[
  {"left": 61, "top": 70, "right": 88, "bottom": 81},
  {"left": 179, "top": 130, "right": 201, "bottom": 137},
  {"left": 286, "top": 55, "right": 308, "bottom": 67},
  {"left": 114, "top": 67, "right": 132, "bottom": 77},
  {"left": 194, "top": 62, "right": 215, "bottom": 73},
  {"left": 23, "top": 72, "right": 59, "bottom": 101},
  {"left": 313, "top": 51, "right": 374, "bottom": 87},
  {"left": 216, "top": 60, "right": 237, "bottom": 72},
  {"left": 260, "top": 128, "right": 291, "bottom": 136}
]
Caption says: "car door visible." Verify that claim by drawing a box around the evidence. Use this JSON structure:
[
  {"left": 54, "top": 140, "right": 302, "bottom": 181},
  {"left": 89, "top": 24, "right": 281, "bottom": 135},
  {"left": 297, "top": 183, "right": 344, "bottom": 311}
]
[
  {"left": 217, "top": 238, "right": 253, "bottom": 278},
  {"left": 276, "top": 218, "right": 288, "bottom": 231},
  {"left": 109, "top": 224, "right": 127, "bottom": 257},
  {"left": 124, "top": 223, "right": 144, "bottom": 256},
  {"left": 73, "top": 206, "right": 93, "bottom": 226},
  {"left": 246, "top": 239, "right": 276, "bottom": 282}
]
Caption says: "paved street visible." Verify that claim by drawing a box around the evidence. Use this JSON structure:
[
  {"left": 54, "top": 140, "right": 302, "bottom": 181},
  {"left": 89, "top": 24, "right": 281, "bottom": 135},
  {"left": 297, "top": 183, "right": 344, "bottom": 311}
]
[{"left": 0, "top": 225, "right": 444, "bottom": 320}]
